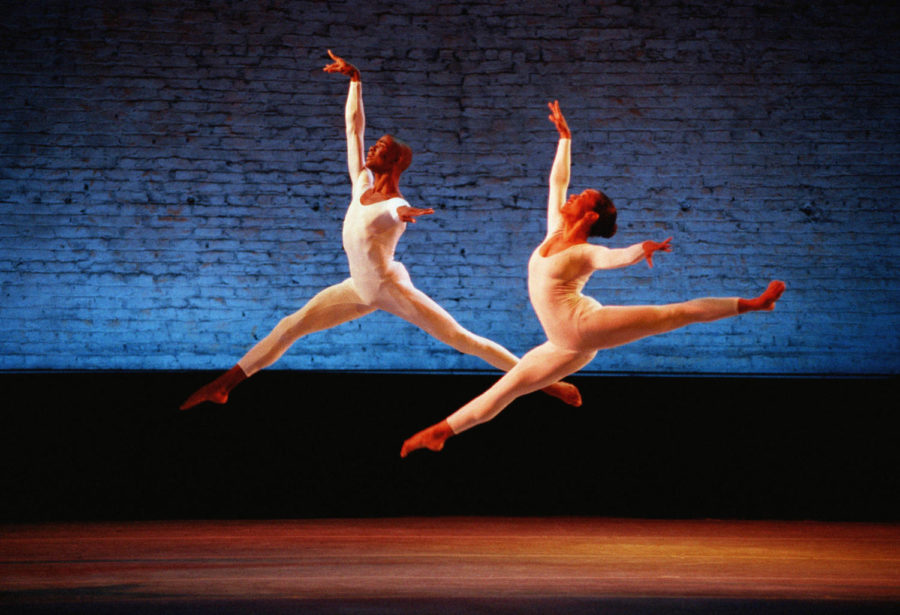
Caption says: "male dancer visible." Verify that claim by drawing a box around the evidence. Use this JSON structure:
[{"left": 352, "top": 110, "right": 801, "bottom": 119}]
[{"left": 180, "top": 52, "right": 580, "bottom": 410}]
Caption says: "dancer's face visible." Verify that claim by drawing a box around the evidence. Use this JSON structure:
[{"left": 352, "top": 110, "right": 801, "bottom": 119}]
[
  {"left": 563, "top": 190, "right": 618, "bottom": 237},
  {"left": 366, "top": 136, "right": 396, "bottom": 173},
  {"left": 561, "top": 191, "right": 594, "bottom": 220}
]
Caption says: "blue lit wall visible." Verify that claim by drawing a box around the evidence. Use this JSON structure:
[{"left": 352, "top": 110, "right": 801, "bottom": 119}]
[{"left": 2, "top": 0, "right": 898, "bottom": 374}]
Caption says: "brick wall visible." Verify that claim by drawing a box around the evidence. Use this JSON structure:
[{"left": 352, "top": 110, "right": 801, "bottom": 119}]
[{"left": 2, "top": 0, "right": 898, "bottom": 374}]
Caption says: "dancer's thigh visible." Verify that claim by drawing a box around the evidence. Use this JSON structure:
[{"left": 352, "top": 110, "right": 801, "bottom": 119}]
[
  {"left": 373, "top": 269, "right": 462, "bottom": 338},
  {"left": 282, "top": 278, "right": 376, "bottom": 334},
  {"left": 446, "top": 341, "right": 596, "bottom": 432},
  {"left": 578, "top": 304, "right": 681, "bottom": 351},
  {"left": 491, "top": 342, "right": 596, "bottom": 400}
]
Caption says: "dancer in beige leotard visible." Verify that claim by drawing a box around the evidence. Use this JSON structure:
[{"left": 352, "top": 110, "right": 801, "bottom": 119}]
[
  {"left": 400, "top": 101, "right": 785, "bottom": 456},
  {"left": 180, "top": 54, "right": 580, "bottom": 411}
]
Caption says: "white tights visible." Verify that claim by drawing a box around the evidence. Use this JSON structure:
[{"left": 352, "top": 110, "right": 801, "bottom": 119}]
[
  {"left": 237, "top": 267, "right": 521, "bottom": 376},
  {"left": 445, "top": 297, "right": 739, "bottom": 434}
]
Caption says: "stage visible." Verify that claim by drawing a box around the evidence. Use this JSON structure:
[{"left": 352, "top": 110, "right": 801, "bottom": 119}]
[
  {"left": 1, "top": 517, "right": 898, "bottom": 613},
  {"left": 2, "top": 372, "right": 898, "bottom": 612}
]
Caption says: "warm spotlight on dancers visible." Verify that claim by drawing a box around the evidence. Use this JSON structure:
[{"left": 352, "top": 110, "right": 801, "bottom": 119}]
[{"left": 401, "top": 101, "right": 784, "bottom": 457}]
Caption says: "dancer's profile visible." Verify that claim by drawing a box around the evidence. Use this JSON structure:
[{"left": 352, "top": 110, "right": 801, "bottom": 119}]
[
  {"left": 400, "top": 101, "right": 785, "bottom": 457},
  {"left": 180, "top": 53, "right": 580, "bottom": 411}
]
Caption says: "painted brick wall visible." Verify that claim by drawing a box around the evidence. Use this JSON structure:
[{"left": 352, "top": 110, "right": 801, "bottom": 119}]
[{"left": 2, "top": 0, "right": 898, "bottom": 374}]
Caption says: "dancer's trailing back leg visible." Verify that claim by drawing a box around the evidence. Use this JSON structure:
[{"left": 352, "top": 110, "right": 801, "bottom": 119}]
[
  {"left": 378, "top": 281, "right": 583, "bottom": 407},
  {"left": 400, "top": 343, "right": 594, "bottom": 457},
  {"left": 180, "top": 280, "right": 373, "bottom": 410},
  {"left": 237, "top": 280, "right": 374, "bottom": 377}
]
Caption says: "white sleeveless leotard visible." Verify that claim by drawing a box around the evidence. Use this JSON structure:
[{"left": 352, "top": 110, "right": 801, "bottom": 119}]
[
  {"left": 341, "top": 171, "right": 408, "bottom": 304},
  {"left": 528, "top": 243, "right": 604, "bottom": 352}
]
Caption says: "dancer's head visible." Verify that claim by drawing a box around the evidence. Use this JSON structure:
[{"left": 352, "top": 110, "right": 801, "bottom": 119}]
[
  {"left": 564, "top": 189, "right": 617, "bottom": 238},
  {"left": 367, "top": 134, "right": 413, "bottom": 175}
]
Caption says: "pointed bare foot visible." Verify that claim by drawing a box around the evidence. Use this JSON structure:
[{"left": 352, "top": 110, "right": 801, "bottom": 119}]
[
  {"left": 760, "top": 280, "right": 786, "bottom": 309},
  {"left": 400, "top": 420, "right": 454, "bottom": 458},
  {"left": 179, "top": 385, "right": 228, "bottom": 410},
  {"left": 179, "top": 365, "right": 246, "bottom": 410},
  {"left": 738, "top": 280, "right": 786, "bottom": 313},
  {"left": 541, "top": 381, "right": 582, "bottom": 407}
]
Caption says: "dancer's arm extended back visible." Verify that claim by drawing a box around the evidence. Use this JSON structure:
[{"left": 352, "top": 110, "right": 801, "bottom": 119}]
[
  {"left": 587, "top": 237, "right": 672, "bottom": 270},
  {"left": 586, "top": 243, "right": 645, "bottom": 270}
]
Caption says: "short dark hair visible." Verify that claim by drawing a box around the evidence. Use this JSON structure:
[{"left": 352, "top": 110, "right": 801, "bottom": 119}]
[
  {"left": 385, "top": 134, "right": 412, "bottom": 172},
  {"left": 583, "top": 189, "right": 617, "bottom": 238}
]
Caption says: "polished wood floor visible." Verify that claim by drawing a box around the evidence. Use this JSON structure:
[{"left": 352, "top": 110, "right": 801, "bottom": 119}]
[{"left": 2, "top": 517, "right": 898, "bottom": 613}]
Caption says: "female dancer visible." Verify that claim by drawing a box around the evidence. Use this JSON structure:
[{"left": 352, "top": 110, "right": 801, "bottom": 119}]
[
  {"left": 400, "top": 101, "right": 785, "bottom": 456},
  {"left": 180, "top": 54, "right": 580, "bottom": 410}
]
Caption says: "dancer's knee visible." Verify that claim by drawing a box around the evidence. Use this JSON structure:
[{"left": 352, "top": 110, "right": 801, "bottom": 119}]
[
  {"left": 275, "top": 312, "right": 308, "bottom": 341},
  {"left": 656, "top": 302, "right": 704, "bottom": 328},
  {"left": 681, "top": 298, "right": 735, "bottom": 324},
  {"left": 430, "top": 321, "right": 477, "bottom": 352},
  {"left": 667, "top": 303, "right": 695, "bottom": 325},
  {"left": 450, "top": 326, "right": 484, "bottom": 352}
]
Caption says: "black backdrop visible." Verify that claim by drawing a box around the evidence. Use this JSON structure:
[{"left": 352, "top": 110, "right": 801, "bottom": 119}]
[{"left": 2, "top": 372, "right": 897, "bottom": 522}]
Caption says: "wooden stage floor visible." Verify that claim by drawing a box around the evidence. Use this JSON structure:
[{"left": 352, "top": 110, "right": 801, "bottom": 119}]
[{"left": 2, "top": 517, "right": 898, "bottom": 614}]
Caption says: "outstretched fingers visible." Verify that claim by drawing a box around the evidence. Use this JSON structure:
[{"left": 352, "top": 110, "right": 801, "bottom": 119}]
[
  {"left": 322, "top": 49, "right": 342, "bottom": 72},
  {"left": 547, "top": 100, "right": 571, "bottom": 138},
  {"left": 643, "top": 237, "right": 673, "bottom": 268},
  {"left": 323, "top": 49, "right": 359, "bottom": 80},
  {"left": 397, "top": 206, "right": 434, "bottom": 223}
]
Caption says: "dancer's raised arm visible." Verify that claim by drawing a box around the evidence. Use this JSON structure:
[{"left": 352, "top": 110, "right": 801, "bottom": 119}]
[
  {"left": 324, "top": 50, "right": 364, "bottom": 183},
  {"left": 546, "top": 100, "right": 571, "bottom": 237}
]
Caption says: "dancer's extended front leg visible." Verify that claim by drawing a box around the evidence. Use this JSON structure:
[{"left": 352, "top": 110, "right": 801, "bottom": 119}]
[
  {"left": 237, "top": 279, "right": 375, "bottom": 376},
  {"left": 377, "top": 275, "right": 582, "bottom": 407},
  {"left": 580, "top": 281, "right": 785, "bottom": 351},
  {"left": 400, "top": 342, "right": 595, "bottom": 457},
  {"left": 180, "top": 279, "right": 374, "bottom": 410}
]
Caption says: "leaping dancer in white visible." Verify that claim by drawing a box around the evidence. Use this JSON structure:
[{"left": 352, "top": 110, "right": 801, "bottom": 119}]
[
  {"left": 180, "top": 53, "right": 581, "bottom": 411},
  {"left": 400, "top": 101, "right": 785, "bottom": 457}
]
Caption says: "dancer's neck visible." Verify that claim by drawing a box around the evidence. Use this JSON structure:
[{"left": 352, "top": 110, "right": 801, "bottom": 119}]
[
  {"left": 539, "top": 228, "right": 588, "bottom": 257},
  {"left": 361, "top": 171, "right": 402, "bottom": 205}
]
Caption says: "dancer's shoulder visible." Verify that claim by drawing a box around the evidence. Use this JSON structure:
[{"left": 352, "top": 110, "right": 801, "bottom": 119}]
[{"left": 352, "top": 169, "right": 374, "bottom": 196}]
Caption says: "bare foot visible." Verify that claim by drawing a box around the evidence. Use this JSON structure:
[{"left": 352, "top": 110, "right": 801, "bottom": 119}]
[
  {"left": 179, "top": 385, "right": 229, "bottom": 410},
  {"left": 738, "top": 280, "right": 786, "bottom": 313},
  {"left": 541, "top": 381, "right": 582, "bottom": 407},
  {"left": 400, "top": 420, "right": 454, "bottom": 458},
  {"left": 760, "top": 280, "right": 786, "bottom": 309},
  {"left": 179, "top": 365, "right": 246, "bottom": 410}
]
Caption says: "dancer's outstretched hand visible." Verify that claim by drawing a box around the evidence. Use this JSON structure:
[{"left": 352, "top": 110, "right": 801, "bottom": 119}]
[
  {"left": 323, "top": 49, "right": 360, "bottom": 81},
  {"left": 642, "top": 237, "right": 672, "bottom": 268},
  {"left": 547, "top": 100, "right": 571, "bottom": 139},
  {"left": 397, "top": 205, "right": 434, "bottom": 223}
]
